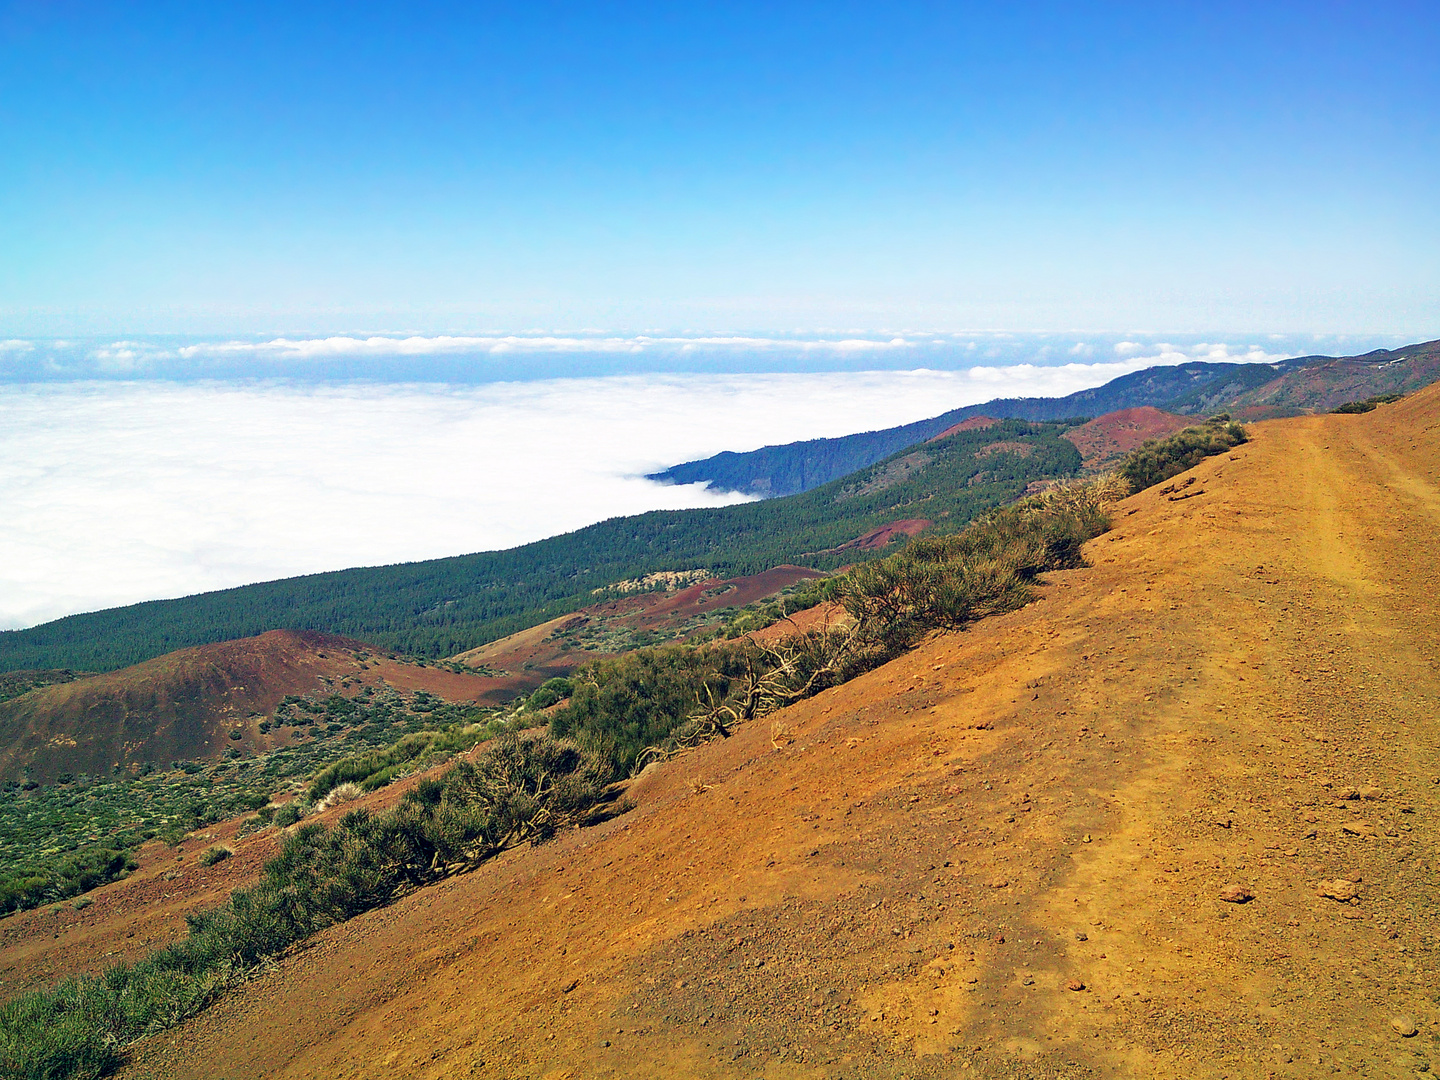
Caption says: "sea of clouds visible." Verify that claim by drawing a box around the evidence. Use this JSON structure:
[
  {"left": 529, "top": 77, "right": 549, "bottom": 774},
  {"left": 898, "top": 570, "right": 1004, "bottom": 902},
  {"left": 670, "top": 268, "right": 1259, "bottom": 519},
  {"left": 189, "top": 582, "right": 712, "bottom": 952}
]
[{"left": 0, "top": 331, "right": 1404, "bottom": 631}]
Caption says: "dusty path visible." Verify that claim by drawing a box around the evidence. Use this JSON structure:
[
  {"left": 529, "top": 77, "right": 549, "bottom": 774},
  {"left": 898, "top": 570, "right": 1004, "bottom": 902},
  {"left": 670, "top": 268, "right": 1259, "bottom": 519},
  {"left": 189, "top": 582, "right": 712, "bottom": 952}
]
[{"left": 117, "top": 387, "right": 1440, "bottom": 1079}]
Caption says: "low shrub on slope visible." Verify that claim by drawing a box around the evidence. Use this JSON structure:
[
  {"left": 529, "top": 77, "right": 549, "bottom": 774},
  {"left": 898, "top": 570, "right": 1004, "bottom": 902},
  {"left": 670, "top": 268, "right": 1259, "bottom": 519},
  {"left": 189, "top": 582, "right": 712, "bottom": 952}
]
[
  {"left": 552, "top": 480, "right": 1116, "bottom": 770},
  {"left": 1117, "top": 415, "right": 1248, "bottom": 492}
]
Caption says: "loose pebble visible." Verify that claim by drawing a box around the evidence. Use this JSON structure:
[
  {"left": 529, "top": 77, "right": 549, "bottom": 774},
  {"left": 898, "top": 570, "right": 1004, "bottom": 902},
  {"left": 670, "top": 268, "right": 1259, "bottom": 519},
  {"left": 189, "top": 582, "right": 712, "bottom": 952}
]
[
  {"left": 1392, "top": 1015, "right": 1419, "bottom": 1037},
  {"left": 1318, "top": 879, "right": 1362, "bottom": 902},
  {"left": 1218, "top": 885, "right": 1254, "bottom": 903}
]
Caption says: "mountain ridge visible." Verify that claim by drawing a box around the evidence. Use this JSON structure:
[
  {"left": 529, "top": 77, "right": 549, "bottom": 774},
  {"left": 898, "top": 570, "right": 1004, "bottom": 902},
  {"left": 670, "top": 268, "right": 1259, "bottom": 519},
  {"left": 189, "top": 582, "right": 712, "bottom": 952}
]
[{"left": 648, "top": 338, "right": 1440, "bottom": 496}]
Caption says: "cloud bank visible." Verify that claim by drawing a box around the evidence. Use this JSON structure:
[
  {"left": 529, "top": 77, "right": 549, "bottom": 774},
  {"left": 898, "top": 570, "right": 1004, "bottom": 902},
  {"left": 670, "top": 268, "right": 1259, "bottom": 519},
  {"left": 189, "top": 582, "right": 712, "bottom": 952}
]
[
  {"left": 0, "top": 330, "right": 1390, "bottom": 384},
  {"left": 0, "top": 353, "right": 1261, "bottom": 630}
]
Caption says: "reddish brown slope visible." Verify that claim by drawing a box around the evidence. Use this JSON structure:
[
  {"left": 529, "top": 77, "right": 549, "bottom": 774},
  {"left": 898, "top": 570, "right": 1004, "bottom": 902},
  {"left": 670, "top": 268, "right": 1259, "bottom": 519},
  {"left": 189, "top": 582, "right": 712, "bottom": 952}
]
[
  {"left": 0, "top": 630, "right": 499, "bottom": 782},
  {"left": 85, "top": 390, "right": 1440, "bottom": 1077},
  {"left": 927, "top": 415, "right": 999, "bottom": 441},
  {"left": 1062, "top": 406, "right": 1195, "bottom": 469}
]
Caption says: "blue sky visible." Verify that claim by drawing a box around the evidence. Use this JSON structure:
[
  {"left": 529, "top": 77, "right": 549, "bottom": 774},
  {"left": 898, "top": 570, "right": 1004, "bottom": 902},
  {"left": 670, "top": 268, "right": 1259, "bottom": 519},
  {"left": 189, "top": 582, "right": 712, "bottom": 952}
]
[{"left": 2, "top": 1, "right": 1436, "bottom": 340}]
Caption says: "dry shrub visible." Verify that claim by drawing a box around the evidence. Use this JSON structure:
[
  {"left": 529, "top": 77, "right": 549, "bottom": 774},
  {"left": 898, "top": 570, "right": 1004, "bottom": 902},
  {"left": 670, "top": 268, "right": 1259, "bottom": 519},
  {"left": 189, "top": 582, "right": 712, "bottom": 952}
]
[{"left": 317, "top": 782, "right": 364, "bottom": 813}]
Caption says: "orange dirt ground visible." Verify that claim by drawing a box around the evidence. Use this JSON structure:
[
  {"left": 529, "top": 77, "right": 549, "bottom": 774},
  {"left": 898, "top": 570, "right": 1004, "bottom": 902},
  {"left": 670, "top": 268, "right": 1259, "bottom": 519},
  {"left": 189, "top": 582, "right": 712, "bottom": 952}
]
[{"left": 13, "top": 386, "right": 1440, "bottom": 1079}]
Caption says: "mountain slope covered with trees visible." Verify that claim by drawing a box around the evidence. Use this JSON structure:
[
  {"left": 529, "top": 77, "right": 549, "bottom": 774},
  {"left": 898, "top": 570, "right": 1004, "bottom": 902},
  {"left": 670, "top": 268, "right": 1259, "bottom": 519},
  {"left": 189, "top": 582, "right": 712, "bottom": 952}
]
[{"left": 0, "top": 421, "right": 1082, "bottom": 675}]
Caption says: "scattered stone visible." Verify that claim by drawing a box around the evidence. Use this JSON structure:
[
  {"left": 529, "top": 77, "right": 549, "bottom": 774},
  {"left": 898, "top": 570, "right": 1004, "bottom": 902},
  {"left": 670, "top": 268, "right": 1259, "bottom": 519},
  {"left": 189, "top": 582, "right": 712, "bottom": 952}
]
[
  {"left": 562, "top": 979, "right": 579, "bottom": 994},
  {"left": 988, "top": 879, "right": 1009, "bottom": 889},
  {"left": 1342, "top": 821, "right": 1380, "bottom": 837},
  {"left": 1066, "top": 979, "right": 1086, "bottom": 991},
  {"left": 1075, "top": 931, "right": 1088, "bottom": 942},
  {"left": 1358, "top": 786, "right": 1384, "bottom": 800},
  {"left": 1392, "top": 1016, "right": 1419, "bottom": 1037},
  {"left": 1218, "top": 885, "right": 1254, "bottom": 903},
  {"left": 1318, "top": 879, "right": 1363, "bottom": 902},
  {"left": 1082, "top": 834, "right": 1092, "bottom": 843}
]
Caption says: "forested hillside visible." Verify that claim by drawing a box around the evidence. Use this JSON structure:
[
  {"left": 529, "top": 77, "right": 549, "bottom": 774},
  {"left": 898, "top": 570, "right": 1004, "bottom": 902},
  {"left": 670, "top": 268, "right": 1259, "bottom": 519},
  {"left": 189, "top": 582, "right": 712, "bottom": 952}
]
[
  {"left": 0, "top": 421, "right": 1082, "bottom": 674},
  {"left": 651, "top": 339, "right": 1440, "bottom": 495}
]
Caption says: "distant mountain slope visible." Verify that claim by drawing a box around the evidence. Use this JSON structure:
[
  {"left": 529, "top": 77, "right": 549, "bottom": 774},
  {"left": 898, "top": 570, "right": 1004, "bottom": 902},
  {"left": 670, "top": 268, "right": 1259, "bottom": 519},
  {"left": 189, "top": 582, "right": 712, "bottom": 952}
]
[
  {"left": 650, "top": 339, "right": 1440, "bottom": 495},
  {"left": 1223, "top": 345, "right": 1440, "bottom": 415},
  {"left": 448, "top": 564, "right": 823, "bottom": 682},
  {"left": 0, "top": 630, "right": 505, "bottom": 782},
  {"left": 0, "top": 421, "right": 1082, "bottom": 676},
  {"left": 641, "top": 409, "right": 1063, "bottom": 497}
]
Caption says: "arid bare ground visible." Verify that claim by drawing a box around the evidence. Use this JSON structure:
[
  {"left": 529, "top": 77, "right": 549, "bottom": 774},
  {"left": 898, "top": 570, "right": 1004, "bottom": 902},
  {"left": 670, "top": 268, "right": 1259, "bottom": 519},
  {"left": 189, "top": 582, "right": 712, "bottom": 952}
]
[{"left": 92, "top": 386, "right": 1440, "bottom": 1077}]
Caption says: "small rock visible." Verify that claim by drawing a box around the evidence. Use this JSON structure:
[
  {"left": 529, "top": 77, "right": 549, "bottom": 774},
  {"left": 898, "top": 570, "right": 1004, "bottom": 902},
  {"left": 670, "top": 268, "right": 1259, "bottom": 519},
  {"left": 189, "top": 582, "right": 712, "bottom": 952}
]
[
  {"left": 1318, "top": 879, "right": 1362, "bottom": 902},
  {"left": 1218, "top": 885, "right": 1254, "bottom": 903},
  {"left": 1342, "top": 821, "right": 1380, "bottom": 837},
  {"left": 1392, "top": 1015, "right": 1419, "bottom": 1037},
  {"left": 1066, "top": 979, "right": 1086, "bottom": 991},
  {"left": 1082, "top": 834, "right": 1092, "bottom": 843},
  {"left": 1358, "top": 786, "right": 1384, "bottom": 800},
  {"left": 1075, "top": 931, "right": 1088, "bottom": 942},
  {"left": 988, "top": 879, "right": 1009, "bottom": 889}
]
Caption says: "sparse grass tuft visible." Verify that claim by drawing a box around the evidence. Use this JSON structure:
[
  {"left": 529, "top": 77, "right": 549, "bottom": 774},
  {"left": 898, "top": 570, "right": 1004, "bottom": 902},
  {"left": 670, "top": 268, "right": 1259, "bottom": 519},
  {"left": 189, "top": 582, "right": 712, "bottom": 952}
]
[
  {"left": 199, "top": 846, "right": 232, "bottom": 867},
  {"left": 315, "top": 783, "right": 364, "bottom": 813}
]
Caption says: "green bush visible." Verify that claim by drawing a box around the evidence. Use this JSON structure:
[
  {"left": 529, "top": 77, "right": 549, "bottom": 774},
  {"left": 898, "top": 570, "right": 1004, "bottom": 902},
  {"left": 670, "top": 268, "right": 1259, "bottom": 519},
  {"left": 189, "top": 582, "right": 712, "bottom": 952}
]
[
  {"left": 526, "top": 677, "right": 575, "bottom": 711},
  {"left": 1117, "top": 417, "right": 1248, "bottom": 492},
  {"left": 199, "top": 846, "right": 232, "bottom": 867},
  {"left": 1332, "top": 392, "right": 1403, "bottom": 414},
  {"left": 0, "top": 848, "right": 137, "bottom": 917},
  {"left": 306, "top": 725, "right": 483, "bottom": 802}
]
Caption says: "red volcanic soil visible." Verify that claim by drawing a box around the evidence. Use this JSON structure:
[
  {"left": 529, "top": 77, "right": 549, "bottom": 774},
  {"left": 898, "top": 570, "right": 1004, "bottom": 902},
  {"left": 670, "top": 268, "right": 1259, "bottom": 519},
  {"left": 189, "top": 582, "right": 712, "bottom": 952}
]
[
  {"left": 927, "top": 415, "right": 999, "bottom": 441},
  {"left": 822, "top": 517, "right": 932, "bottom": 554},
  {"left": 1062, "top": 406, "right": 1195, "bottom": 468},
  {"left": 449, "top": 566, "right": 825, "bottom": 689},
  {"left": 0, "top": 630, "right": 503, "bottom": 782}
]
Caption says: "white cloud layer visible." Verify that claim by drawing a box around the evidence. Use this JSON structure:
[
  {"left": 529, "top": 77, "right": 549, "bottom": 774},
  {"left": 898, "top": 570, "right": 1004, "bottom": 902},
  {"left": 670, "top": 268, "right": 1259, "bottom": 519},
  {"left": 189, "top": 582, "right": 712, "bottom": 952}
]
[
  {"left": 0, "top": 329, "right": 1374, "bottom": 383},
  {"left": 0, "top": 354, "right": 1247, "bottom": 630}
]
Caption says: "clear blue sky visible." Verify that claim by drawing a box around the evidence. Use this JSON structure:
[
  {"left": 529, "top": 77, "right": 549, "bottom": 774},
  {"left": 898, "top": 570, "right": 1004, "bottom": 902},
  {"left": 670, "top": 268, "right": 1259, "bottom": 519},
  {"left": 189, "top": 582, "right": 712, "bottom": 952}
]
[{"left": 2, "top": 1, "right": 1436, "bottom": 336}]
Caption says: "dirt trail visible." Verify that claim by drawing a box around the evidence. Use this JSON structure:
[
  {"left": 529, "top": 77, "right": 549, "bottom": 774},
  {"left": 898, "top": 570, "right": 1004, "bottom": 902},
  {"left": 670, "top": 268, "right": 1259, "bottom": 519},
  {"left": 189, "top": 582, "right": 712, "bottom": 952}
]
[{"left": 114, "top": 388, "right": 1439, "bottom": 1079}]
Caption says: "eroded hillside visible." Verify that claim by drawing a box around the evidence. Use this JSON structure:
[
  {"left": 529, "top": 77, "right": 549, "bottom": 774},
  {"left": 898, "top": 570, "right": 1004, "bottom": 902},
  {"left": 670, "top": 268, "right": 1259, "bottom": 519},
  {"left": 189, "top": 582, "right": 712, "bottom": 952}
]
[
  {"left": 0, "top": 630, "right": 503, "bottom": 782},
  {"left": 15, "top": 385, "right": 1438, "bottom": 1078}
]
